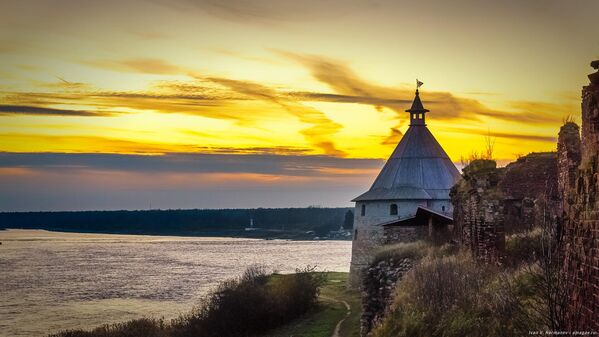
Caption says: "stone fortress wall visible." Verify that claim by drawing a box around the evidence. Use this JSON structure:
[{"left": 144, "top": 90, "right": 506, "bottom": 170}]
[
  {"left": 450, "top": 61, "right": 599, "bottom": 331},
  {"left": 560, "top": 65, "right": 599, "bottom": 332},
  {"left": 450, "top": 153, "right": 559, "bottom": 263}
]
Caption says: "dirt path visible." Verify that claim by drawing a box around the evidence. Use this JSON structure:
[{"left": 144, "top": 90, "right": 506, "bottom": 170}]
[
  {"left": 331, "top": 299, "right": 351, "bottom": 337},
  {"left": 264, "top": 273, "right": 360, "bottom": 337}
]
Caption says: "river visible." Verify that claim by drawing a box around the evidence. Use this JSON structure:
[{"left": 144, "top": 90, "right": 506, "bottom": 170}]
[{"left": 0, "top": 229, "right": 352, "bottom": 337}]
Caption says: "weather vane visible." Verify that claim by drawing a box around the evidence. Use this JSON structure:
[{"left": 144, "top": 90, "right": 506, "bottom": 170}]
[{"left": 416, "top": 79, "right": 423, "bottom": 89}]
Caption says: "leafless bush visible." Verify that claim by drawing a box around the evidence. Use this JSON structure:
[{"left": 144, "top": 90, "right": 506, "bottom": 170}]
[
  {"left": 459, "top": 131, "right": 496, "bottom": 168},
  {"left": 484, "top": 130, "right": 496, "bottom": 160},
  {"left": 49, "top": 265, "right": 324, "bottom": 337},
  {"left": 528, "top": 195, "right": 568, "bottom": 330}
]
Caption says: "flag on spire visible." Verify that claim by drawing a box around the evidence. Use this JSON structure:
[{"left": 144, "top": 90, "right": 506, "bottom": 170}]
[{"left": 416, "top": 79, "right": 424, "bottom": 88}]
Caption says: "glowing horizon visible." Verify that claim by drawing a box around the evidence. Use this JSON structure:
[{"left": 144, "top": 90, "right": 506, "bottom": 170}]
[{"left": 1, "top": 0, "right": 598, "bottom": 210}]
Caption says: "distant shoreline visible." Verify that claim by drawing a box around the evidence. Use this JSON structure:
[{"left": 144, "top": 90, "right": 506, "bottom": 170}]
[
  {"left": 0, "top": 227, "right": 351, "bottom": 241},
  {"left": 0, "top": 207, "right": 354, "bottom": 241}
]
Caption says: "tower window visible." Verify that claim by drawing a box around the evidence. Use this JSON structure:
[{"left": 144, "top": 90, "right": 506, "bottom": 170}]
[
  {"left": 361, "top": 204, "right": 366, "bottom": 216},
  {"left": 390, "top": 204, "right": 398, "bottom": 215},
  {"left": 442, "top": 205, "right": 446, "bottom": 212},
  {"left": 354, "top": 229, "right": 358, "bottom": 239}
]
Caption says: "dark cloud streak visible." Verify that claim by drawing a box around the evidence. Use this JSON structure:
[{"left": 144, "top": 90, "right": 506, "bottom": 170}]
[
  {"left": 442, "top": 127, "right": 557, "bottom": 143},
  {"left": 0, "top": 104, "right": 115, "bottom": 117},
  {"left": 0, "top": 152, "right": 383, "bottom": 176},
  {"left": 290, "top": 91, "right": 412, "bottom": 106}
]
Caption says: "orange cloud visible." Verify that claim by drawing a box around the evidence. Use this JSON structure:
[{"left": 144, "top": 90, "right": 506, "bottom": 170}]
[
  {"left": 206, "top": 76, "right": 346, "bottom": 156},
  {"left": 0, "top": 167, "right": 35, "bottom": 176},
  {"left": 0, "top": 133, "right": 196, "bottom": 154},
  {"left": 0, "top": 55, "right": 568, "bottom": 159},
  {"left": 84, "top": 58, "right": 185, "bottom": 75},
  {"left": 278, "top": 51, "right": 568, "bottom": 126}
]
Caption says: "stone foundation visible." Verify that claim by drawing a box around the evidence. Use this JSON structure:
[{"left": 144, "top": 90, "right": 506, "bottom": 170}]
[{"left": 360, "top": 257, "right": 414, "bottom": 336}]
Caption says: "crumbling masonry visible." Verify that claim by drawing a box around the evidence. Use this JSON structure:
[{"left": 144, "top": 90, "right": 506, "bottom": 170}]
[
  {"left": 560, "top": 62, "right": 599, "bottom": 332},
  {"left": 451, "top": 62, "right": 599, "bottom": 330},
  {"left": 450, "top": 153, "right": 559, "bottom": 263}
]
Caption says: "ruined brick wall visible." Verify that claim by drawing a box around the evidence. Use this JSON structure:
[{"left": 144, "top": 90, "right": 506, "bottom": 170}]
[
  {"left": 501, "top": 152, "right": 559, "bottom": 232},
  {"left": 501, "top": 152, "right": 559, "bottom": 201},
  {"left": 451, "top": 154, "right": 559, "bottom": 263},
  {"left": 451, "top": 160, "right": 506, "bottom": 263},
  {"left": 557, "top": 122, "right": 582, "bottom": 215},
  {"left": 561, "top": 66, "right": 599, "bottom": 332}
]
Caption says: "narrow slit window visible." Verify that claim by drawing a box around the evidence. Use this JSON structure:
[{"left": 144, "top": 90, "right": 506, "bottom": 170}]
[
  {"left": 354, "top": 229, "right": 358, "bottom": 239},
  {"left": 361, "top": 204, "right": 366, "bottom": 216},
  {"left": 390, "top": 204, "right": 398, "bottom": 215}
]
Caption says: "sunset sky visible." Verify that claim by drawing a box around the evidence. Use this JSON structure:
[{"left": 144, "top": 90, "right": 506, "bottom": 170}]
[{"left": 1, "top": 0, "right": 598, "bottom": 211}]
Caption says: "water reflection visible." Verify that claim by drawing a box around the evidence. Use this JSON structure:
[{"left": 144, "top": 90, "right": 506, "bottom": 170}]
[{"left": 0, "top": 229, "right": 351, "bottom": 337}]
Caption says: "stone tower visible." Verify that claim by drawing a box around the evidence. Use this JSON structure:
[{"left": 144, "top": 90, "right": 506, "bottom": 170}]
[{"left": 349, "top": 88, "right": 461, "bottom": 287}]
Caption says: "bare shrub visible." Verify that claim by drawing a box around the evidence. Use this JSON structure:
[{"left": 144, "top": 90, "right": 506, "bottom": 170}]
[
  {"left": 484, "top": 130, "right": 496, "bottom": 160},
  {"left": 48, "top": 318, "right": 167, "bottom": 337},
  {"left": 459, "top": 131, "right": 496, "bottom": 168},
  {"left": 504, "top": 227, "right": 543, "bottom": 266},
  {"left": 50, "top": 265, "right": 324, "bottom": 337}
]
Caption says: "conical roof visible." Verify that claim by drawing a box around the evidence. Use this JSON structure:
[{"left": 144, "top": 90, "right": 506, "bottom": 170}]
[
  {"left": 406, "top": 89, "right": 429, "bottom": 113},
  {"left": 353, "top": 95, "right": 460, "bottom": 201}
]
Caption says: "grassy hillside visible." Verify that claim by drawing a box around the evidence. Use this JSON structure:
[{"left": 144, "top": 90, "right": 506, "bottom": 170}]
[{"left": 369, "top": 229, "right": 563, "bottom": 337}]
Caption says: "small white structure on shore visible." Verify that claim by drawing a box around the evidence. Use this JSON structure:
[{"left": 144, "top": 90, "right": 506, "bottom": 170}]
[
  {"left": 245, "top": 218, "right": 256, "bottom": 231},
  {"left": 349, "top": 86, "right": 461, "bottom": 287}
]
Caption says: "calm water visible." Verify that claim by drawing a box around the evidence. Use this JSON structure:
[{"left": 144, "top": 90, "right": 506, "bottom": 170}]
[{"left": 0, "top": 229, "right": 351, "bottom": 337}]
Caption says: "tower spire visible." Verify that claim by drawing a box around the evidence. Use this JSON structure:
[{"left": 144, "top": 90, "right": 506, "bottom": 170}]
[{"left": 406, "top": 80, "right": 429, "bottom": 126}]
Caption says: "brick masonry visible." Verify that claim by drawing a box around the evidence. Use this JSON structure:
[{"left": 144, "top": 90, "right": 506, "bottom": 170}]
[
  {"left": 450, "top": 159, "right": 506, "bottom": 263},
  {"left": 560, "top": 64, "right": 599, "bottom": 332},
  {"left": 451, "top": 153, "right": 559, "bottom": 263},
  {"left": 450, "top": 62, "right": 598, "bottom": 331}
]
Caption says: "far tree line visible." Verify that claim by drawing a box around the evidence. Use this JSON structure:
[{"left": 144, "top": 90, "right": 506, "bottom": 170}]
[{"left": 0, "top": 207, "right": 354, "bottom": 236}]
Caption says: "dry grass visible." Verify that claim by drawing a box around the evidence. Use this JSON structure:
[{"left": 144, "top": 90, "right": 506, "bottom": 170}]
[
  {"left": 504, "top": 227, "right": 543, "bottom": 266},
  {"left": 49, "top": 266, "right": 325, "bottom": 337},
  {"left": 372, "top": 241, "right": 430, "bottom": 264},
  {"left": 371, "top": 252, "right": 546, "bottom": 337}
]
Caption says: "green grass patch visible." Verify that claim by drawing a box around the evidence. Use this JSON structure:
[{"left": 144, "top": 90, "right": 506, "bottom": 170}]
[{"left": 265, "top": 272, "right": 361, "bottom": 337}]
